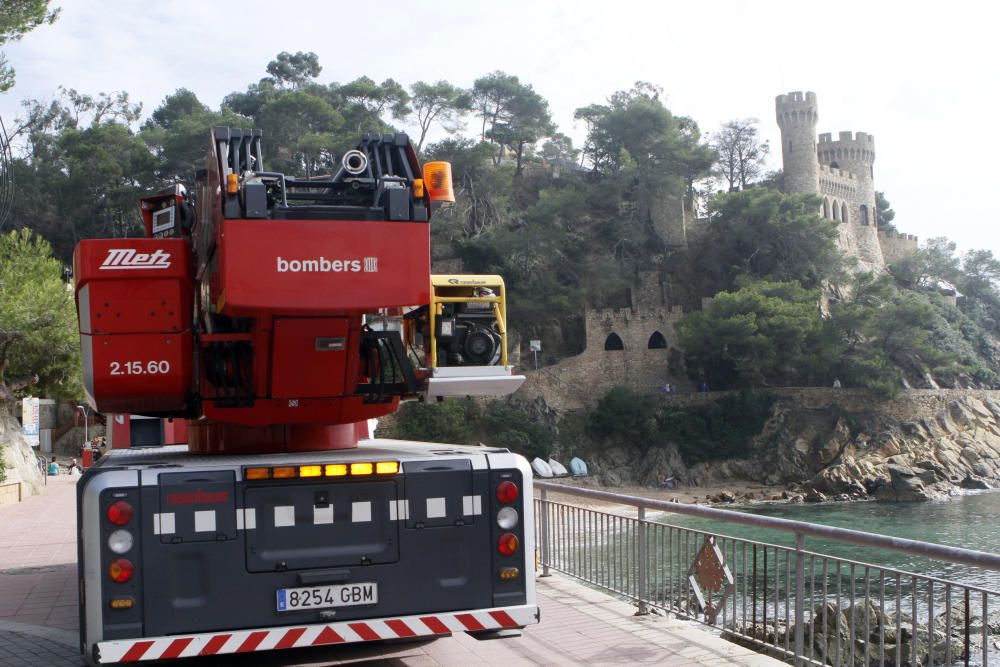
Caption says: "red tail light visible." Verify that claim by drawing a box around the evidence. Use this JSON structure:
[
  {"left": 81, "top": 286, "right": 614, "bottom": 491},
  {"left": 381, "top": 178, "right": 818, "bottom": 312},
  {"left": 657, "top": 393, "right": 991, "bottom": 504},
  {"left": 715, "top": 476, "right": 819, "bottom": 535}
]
[
  {"left": 107, "top": 501, "right": 133, "bottom": 526},
  {"left": 496, "top": 480, "right": 519, "bottom": 504},
  {"left": 497, "top": 533, "right": 519, "bottom": 556},
  {"left": 108, "top": 558, "right": 134, "bottom": 583}
]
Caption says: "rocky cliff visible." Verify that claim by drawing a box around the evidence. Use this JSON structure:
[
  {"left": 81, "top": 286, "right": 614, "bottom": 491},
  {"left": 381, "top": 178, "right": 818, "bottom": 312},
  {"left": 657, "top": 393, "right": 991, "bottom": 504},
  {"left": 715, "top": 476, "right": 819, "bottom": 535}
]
[
  {"left": 0, "top": 410, "right": 45, "bottom": 498},
  {"left": 587, "top": 389, "right": 1000, "bottom": 502}
]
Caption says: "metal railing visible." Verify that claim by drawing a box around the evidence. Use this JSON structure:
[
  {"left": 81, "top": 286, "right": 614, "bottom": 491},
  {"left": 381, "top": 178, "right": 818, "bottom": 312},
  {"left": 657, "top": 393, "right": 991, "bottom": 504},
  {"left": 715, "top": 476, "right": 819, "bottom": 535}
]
[{"left": 535, "top": 482, "right": 1000, "bottom": 667}]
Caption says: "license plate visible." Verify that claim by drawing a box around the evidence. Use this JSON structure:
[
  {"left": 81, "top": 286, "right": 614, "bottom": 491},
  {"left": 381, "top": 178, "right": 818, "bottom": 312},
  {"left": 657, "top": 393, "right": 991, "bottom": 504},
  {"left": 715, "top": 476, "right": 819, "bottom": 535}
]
[{"left": 276, "top": 582, "right": 378, "bottom": 612}]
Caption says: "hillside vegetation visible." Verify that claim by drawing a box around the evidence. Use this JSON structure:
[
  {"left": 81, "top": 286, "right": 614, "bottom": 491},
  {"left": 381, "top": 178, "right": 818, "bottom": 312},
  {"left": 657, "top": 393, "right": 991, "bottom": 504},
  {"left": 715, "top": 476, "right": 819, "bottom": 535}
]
[{"left": 6, "top": 53, "right": 1000, "bottom": 467}]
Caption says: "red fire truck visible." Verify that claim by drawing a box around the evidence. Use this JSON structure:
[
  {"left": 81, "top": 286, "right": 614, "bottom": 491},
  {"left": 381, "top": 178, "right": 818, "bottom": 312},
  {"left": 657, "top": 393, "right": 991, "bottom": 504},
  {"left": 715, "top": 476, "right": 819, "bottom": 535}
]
[{"left": 73, "top": 128, "right": 536, "bottom": 664}]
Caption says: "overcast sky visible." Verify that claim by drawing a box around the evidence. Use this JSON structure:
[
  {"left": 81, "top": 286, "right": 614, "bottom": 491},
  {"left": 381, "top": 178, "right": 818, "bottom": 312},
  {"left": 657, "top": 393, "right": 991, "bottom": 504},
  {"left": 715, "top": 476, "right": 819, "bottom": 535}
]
[{"left": 1, "top": 0, "right": 997, "bottom": 256}]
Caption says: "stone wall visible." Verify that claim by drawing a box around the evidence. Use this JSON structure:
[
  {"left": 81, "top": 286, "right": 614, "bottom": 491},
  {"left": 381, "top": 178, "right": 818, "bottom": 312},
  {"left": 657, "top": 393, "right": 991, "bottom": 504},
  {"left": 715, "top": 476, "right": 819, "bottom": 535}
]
[
  {"left": 878, "top": 230, "right": 920, "bottom": 266},
  {"left": 515, "top": 272, "right": 688, "bottom": 411}
]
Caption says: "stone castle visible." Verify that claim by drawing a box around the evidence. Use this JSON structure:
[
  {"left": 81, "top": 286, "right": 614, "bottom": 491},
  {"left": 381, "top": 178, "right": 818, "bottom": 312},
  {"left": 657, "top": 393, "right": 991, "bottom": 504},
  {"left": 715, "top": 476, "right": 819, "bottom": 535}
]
[
  {"left": 775, "top": 91, "right": 917, "bottom": 273},
  {"left": 517, "top": 273, "right": 685, "bottom": 411},
  {"left": 519, "top": 91, "right": 921, "bottom": 405}
]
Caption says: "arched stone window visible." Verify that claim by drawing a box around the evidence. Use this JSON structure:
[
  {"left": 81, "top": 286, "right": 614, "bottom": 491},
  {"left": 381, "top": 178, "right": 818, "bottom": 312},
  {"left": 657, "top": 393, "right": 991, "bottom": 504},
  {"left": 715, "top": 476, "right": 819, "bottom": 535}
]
[
  {"left": 841, "top": 202, "right": 849, "bottom": 223},
  {"left": 604, "top": 333, "right": 624, "bottom": 351},
  {"left": 860, "top": 204, "right": 869, "bottom": 226},
  {"left": 830, "top": 161, "right": 840, "bottom": 169},
  {"left": 648, "top": 331, "right": 667, "bottom": 349},
  {"left": 832, "top": 199, "right": 840, "bottom": 221},
  {"left": 822, "top": 198, "right": 830, "bottom": 219}
]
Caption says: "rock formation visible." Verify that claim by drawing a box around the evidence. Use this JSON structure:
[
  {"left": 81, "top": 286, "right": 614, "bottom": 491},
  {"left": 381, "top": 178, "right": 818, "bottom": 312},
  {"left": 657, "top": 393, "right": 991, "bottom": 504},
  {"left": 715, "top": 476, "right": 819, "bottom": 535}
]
[
  {"left": 0, "top": 409, "right": 45, "bottom": 499},
  {"left": 585, "top": 390, "right": 1000, "bottom": 501}
]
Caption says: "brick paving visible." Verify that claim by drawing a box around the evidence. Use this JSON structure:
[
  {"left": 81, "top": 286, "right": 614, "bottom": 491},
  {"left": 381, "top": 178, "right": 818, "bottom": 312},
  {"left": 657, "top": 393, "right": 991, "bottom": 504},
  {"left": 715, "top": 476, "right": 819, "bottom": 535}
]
[{"left": 0, "top": 474, "right": 784, "bottom": 666}]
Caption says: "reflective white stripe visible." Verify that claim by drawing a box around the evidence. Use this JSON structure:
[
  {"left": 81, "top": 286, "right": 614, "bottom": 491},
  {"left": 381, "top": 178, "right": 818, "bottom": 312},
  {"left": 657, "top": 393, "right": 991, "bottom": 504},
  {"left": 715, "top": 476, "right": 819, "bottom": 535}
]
[
  {"left": 426, "top": 497, "right": 446, "bottom": 518},
  {"left": 95, "top": 605, "right": 539, "bottom": 662},
  {"left": 388, "top": 499, "right": 409, "bottom": 521},
  {"left": 313, "top": 505, "right": 334, "bottom": 525},
  {"left": 152, "top": 513, "right": 175, "bottom": 535},
  {"left": 462, "top": 495, "right": 482, "bottom": 516},
  {"left": 351, "top": 501, "right": 372, "bottom": 522},
  {"left": 194, "top": 510, "right": 216, "bottom": 533},
  {"left": 236, "top": 507, "right": 256, "bottom": 530},
  {"left": 274, "top": 506, "right": 295, "bottom": 527}
]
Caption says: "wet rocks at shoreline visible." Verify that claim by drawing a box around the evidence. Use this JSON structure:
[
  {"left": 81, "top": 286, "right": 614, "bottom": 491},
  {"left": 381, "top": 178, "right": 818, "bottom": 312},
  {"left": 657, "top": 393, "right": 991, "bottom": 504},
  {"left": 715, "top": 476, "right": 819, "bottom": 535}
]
[{"left": 584, "top": 393, "right": 1000, "bottom": 504}]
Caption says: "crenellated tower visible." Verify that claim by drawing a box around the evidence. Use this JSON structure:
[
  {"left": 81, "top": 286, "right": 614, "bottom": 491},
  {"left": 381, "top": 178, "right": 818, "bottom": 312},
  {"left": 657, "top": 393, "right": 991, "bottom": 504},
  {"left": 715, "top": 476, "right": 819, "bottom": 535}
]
[
  {"left": 817, "top": 131, "right": 876, "bottom": 227},
  {"left": 776, "top": 91, "right": 897, "bottom": 273},
  {"left": 775, "top": 91, "right": 819, "bottom": 194}
]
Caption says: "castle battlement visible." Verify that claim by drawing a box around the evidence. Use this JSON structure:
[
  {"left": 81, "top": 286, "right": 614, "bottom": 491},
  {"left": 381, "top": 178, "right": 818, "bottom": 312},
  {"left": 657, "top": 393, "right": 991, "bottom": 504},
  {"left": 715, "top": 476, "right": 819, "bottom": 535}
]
[
  {"left": 776, "top": 91, "right": 817, "bottom": 106},
  {"left": 817, "top": 130, "right": 875, "bottom": 169},
  {"left": 775, "top": 91, "right": 818, "bottom": 129},
  {"left": 819, "top": 131, "right": 875, "bottom": 145},
  {"left": 818, "top": 164, "right": 856, "bottom": 180},
  {"left": 596, "top": 308, "right": 631, "bottom": 322},
  {"left": 877, "top": 231, "right": 919, "bottom": 242}
]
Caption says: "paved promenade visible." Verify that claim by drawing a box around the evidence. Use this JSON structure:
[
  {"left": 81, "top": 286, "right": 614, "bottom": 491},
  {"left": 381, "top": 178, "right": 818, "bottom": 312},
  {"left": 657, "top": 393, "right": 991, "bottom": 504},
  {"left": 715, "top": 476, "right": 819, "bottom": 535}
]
[{"left": 0, "top": 475, "right": 783, "bottom": 666}]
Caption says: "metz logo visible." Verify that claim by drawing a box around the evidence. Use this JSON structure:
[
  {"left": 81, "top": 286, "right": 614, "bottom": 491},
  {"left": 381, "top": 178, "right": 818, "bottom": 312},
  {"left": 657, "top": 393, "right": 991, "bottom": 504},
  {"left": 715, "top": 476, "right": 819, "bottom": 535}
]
[
  {"left": 276, "top": 256, "right": 379, "bottom": 273},
  {"left": 99, "top": 248, "right": 172, "bottom": 270}
]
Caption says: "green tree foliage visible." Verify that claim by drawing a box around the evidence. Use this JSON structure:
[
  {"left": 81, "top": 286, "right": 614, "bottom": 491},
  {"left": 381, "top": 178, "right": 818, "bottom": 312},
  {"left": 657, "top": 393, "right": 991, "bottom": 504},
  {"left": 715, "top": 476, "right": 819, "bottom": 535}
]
[
  {"left": 256, "top": 90, "right": 344, "bottom": 176},
  {"left": 712, "top": 118, "right": 769, "bottom": 192},
  {"left": 337, "top": 76, "right": 411, "bottom": 131},
  {"left": 409, "top": 80, "right": 469, "bottom": 154},
  {"left": 822, "top": 273, "right": 965, "bottom": 395},
  {"left": 142, "top": 89, "right": 246, "bottom": 185},
  {"left": 679, "top": 188, "right": 843, "bottom": 301},
  {"left": 0, "top": 229, "right": 79, "bottom": 402},
  {"left": 659, "top": 391, "right": 775, "bottom": 464},
  {"left": 576, "top": 83, "right": 713, "bottom": 192},
  {"left": 471, "top": 71, "right": 554, "bottom": 175},
  {"left": 470, "top": 71, "right": 555, "bottom": 176},
  {"left": 586, "top": 387, "right": 660, "bottom": 454},
  {"left": 959, "top": 249, "right": 1000, "bottom": 302},
  {"left": 0, "top": 0, "right": 58, "bottom": 91},
  {"left": 265, "top": 51, "right": 321, "bottom": 89},
  {"left": 385, "top": 398, "right": 478, "bottom": 444},
  {"left": 10, "top": 90, "right": 154, "bottom": 261},
  {"left": 676, "top": 279, "right": 825, "bottom": 388},
  {"left": 889, "top": 236, "right": 960, "bottom": 290},
  {"left": 488, "top": 85, "right": 554, "bottom": 176},
  {"left": 585, "top": 387, "right": 773, "bottom": 464},
  {"left": 875, "top": 191, "right": 896, "bottom": 232},
  {"left": 480, "top": 401, "right": 554, "bottom": 460},
  {"left": 385, "top": 399, "right": 553, "bottom": 460}
]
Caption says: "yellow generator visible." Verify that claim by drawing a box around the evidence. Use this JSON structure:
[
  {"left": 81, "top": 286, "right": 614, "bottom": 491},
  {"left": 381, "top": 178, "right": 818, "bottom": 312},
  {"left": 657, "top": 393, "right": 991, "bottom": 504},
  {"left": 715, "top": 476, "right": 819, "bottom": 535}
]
[{"left": 419, "top": 275, "right": 524, "bottom": 400}]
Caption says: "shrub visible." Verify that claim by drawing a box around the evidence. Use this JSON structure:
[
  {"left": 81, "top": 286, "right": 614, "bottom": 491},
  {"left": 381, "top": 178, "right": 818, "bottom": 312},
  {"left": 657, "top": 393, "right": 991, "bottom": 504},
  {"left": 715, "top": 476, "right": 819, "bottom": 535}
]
[
  {"left": 482, "top": 401, "right": 554, "bottom": 460},
  {"left": 385, "top": 398, "right": 479, "bottom": 444}
]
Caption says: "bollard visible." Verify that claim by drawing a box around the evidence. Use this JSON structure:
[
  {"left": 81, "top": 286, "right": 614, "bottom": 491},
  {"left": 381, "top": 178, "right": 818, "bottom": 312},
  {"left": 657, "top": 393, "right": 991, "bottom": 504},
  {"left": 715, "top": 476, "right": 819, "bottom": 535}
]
[
  {"left": 539, "top": 488, "right": 551, "bottom": 577},
  {"left": 637, "top": 507, "right": 649, "bottom": 615},
  {"left": 794, "top": 532, "right": 805, "bottom": 667}
]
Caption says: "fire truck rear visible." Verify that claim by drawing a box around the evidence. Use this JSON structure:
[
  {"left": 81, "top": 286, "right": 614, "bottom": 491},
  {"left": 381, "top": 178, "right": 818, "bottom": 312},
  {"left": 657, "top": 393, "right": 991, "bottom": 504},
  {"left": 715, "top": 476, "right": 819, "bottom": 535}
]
[{"left": 73, "top": 128, "right": 536, "bottom": 664}]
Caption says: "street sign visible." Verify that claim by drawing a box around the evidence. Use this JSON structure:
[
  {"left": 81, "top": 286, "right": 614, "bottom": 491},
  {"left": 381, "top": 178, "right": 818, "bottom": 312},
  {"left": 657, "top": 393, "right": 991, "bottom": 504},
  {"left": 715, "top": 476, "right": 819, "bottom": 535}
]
[
  {"left": 529, "top": 340, "right": 541, "bottom": 352},
  {"left": 22, "top": 396, "right": 39, "bottom": 447}
]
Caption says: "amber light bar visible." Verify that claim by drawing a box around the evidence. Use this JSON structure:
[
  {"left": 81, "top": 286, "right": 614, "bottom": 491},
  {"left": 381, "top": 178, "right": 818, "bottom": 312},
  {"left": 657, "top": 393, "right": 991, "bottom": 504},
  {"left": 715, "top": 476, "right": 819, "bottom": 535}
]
[{"left": 244, "top": 461, "right": 399, "bottom": 480}]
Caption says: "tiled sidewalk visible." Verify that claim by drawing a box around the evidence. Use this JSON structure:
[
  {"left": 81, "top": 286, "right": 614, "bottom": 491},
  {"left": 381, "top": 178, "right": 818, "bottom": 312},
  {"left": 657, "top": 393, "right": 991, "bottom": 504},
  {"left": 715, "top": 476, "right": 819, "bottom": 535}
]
[
  {"left": 0, "top": 476, "right": 78, "bottom": 632},
  {"left": 0, "top": 473, "right": 784, "bottom": 666}
]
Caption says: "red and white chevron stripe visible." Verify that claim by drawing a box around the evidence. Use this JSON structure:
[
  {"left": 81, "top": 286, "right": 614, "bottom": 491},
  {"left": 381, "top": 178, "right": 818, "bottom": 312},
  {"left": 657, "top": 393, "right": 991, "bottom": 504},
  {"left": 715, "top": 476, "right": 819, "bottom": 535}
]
[{"left": 96, "top": 604, "right": 539, "bottom": 663}]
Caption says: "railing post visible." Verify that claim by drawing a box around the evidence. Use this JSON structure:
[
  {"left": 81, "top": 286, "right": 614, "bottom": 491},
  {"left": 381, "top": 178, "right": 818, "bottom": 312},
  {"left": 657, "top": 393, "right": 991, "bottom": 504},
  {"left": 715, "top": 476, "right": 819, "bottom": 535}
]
[
  {"left": 637, "top": 507, "right": 649, "bottom": 615},
  {"left": 539, "top": 487, "right": 551, "bottom": 577},
  {"left": 794, "top": 532, "right": 805, "bottom": 666}
]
